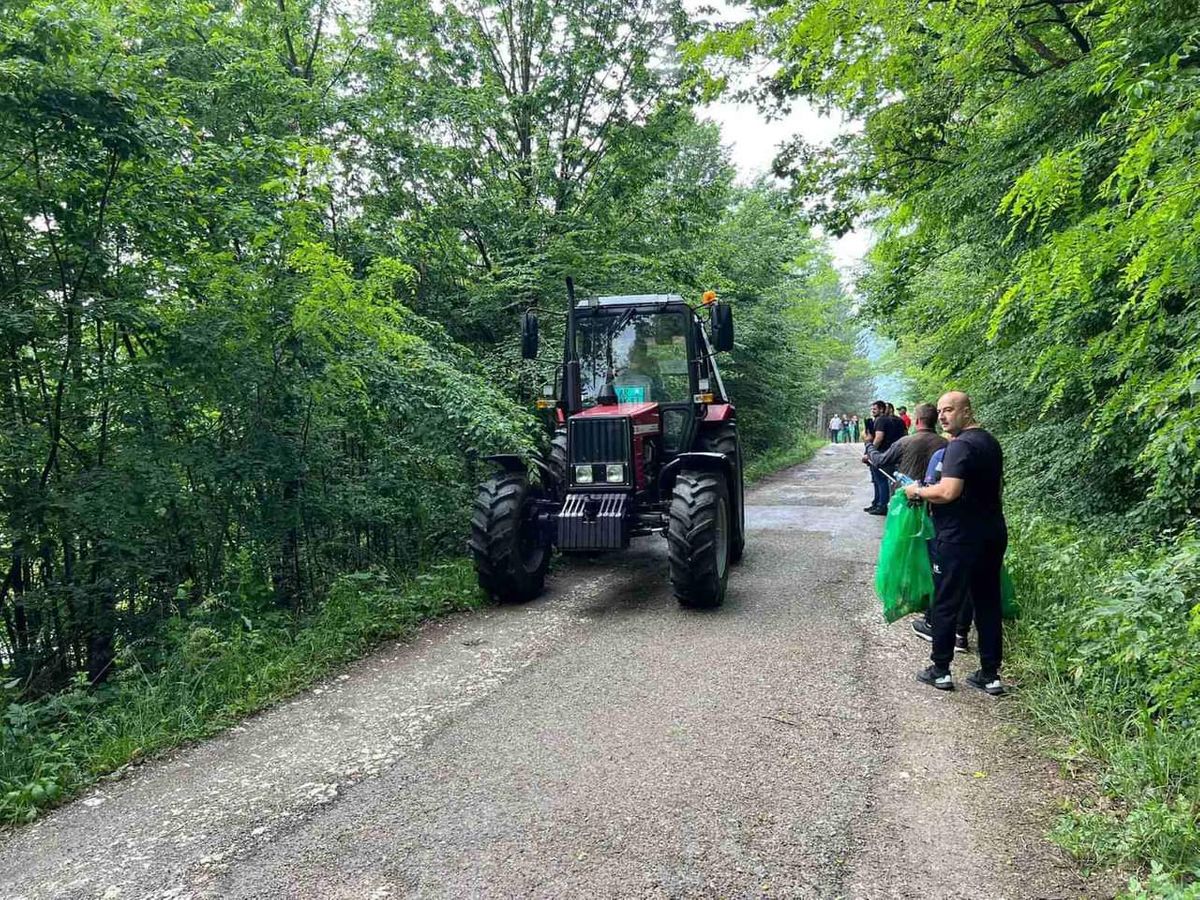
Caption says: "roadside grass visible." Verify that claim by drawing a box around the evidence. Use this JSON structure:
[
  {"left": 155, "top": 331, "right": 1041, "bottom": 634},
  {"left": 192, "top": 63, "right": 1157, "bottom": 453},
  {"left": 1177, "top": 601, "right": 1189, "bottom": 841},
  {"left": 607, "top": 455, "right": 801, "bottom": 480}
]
[
  {"left": 0, "top": 561, "right": 484, "bottom": 827},
  {"left": 745, "top": 435, "right": 824, "bottom": 484},
  {"left": 1004, "top": 519, "right": 1200, "bottom": 898}
]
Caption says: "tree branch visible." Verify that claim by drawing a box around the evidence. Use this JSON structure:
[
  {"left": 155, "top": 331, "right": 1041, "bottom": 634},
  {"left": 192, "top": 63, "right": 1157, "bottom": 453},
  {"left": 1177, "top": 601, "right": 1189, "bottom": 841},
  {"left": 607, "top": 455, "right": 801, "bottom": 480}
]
[
  {"left": 1016, "top": 26, "right": 1070, "bottom": 68},
  {"left": 303, "top": 0, "right": 328, "bottom": 83}
]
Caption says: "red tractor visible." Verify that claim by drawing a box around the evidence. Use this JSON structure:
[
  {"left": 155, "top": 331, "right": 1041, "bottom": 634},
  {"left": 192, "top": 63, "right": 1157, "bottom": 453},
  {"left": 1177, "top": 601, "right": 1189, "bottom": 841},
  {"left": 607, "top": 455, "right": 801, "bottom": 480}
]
[{"left": 469, "top": 280, "right": 744, "bottom": 608}]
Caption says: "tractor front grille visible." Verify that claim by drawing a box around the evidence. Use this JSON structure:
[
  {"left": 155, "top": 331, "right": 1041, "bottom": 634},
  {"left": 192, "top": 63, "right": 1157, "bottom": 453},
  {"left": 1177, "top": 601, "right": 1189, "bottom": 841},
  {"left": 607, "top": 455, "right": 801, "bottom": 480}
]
[
  {"left": 569, "top": 417, "right": 629, "bottom": 464},
  {"left": 557, "top": 492, "right": 629, "bottom": 550}
]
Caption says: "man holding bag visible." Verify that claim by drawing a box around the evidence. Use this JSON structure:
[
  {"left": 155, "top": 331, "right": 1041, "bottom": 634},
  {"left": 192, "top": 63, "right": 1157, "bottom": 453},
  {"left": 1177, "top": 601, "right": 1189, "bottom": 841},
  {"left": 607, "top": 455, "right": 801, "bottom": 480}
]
[
  {"left": 863, "top": 403, "right": 945, "bottom": 484},
  {"left": 904, "top": 392, "right": 1007, "bottom": 696}
]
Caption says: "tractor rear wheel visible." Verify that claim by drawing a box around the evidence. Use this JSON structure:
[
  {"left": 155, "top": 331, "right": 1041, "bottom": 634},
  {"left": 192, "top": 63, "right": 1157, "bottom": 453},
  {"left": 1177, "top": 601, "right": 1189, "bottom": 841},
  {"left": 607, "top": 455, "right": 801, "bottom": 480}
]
[
  {"left": 697, "top": 423, "right": 745, "bottom": 563},
  {"left": 667, "top": 469, "right": 731, "bottom": 609},
  {"left": 469, "top": 474, "right": 549, "bottom": 603}
]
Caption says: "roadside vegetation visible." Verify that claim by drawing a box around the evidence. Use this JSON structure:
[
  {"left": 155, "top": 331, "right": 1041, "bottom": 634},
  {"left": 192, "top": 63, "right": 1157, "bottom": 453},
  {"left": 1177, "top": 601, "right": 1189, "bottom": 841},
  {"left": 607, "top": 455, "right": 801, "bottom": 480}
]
[
  {"left": 0, "top": 0, "right": 869, "bottom": 824},
  {"left": 1, "top": 563, "right": 482, "bottom": 824},
  {"left": 744, "top": 436, "right": 824, "bottom": 486},
  {"left": 703, "top": 0, "right": 1200, "bottom": 894}
]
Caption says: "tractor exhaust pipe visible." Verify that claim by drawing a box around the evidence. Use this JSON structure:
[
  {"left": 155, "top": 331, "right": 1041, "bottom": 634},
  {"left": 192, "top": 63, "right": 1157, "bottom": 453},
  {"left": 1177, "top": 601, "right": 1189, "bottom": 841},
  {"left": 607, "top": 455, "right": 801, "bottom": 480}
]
[{"left": 563, "top": 277, "right": 582, "bottom": 415}]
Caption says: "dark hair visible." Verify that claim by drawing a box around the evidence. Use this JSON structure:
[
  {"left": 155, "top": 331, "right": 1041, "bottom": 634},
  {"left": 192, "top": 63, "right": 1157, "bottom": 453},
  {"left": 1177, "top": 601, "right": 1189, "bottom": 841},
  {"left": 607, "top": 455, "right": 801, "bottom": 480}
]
[
  {"left": 886, "top": 403, "right": 895, "bottom": 415},
  {"left": 898, "top": 406, "right": 907, "bottom": 412},
  {"left": 914, "top": 403, "right": 937, "bottom": 427},
  {"left": 872, "top": 399, "right": 885, "bottom": 408}
]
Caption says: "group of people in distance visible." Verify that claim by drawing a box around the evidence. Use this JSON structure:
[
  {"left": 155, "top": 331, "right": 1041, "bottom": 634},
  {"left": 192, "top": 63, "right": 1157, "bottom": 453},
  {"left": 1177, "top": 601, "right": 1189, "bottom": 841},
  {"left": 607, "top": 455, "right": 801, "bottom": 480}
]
[
  {"left": 858, "top": 393, "right": 1008, "bottom": 697},
  {"left": 826, "top": 412, "right": 861, "bottom": 444}
]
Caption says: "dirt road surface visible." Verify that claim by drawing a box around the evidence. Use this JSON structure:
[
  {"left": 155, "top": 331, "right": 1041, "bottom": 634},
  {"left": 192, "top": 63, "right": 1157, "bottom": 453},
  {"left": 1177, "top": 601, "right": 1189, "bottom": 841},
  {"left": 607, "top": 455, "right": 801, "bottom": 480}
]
[{"left": 0, "top": 445, "right": 1114, "bottom": 899}]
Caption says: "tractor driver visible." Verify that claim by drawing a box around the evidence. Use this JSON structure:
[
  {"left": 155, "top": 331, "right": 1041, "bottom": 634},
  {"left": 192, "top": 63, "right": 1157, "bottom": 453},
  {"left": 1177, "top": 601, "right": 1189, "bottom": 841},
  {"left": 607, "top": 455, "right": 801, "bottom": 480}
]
[{"left": 616, "top": 325, "right": 669, "bottom": 403}]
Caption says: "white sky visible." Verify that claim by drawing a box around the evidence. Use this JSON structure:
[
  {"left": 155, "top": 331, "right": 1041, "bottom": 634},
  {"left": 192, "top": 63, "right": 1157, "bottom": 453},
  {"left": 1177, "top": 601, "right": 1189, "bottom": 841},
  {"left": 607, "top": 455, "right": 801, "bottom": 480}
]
[
  {"left": 698, "top": 96, "right": 872, "bottom": 289},
  {"left": 687, "top": 0, "right": 872, "bottom": 288}
]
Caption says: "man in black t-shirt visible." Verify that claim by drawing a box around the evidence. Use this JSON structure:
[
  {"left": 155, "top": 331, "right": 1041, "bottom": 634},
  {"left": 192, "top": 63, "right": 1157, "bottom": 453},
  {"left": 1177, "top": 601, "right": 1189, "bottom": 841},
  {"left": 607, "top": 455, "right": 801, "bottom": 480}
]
[
  {"left": 903, "top": 391, "right": 1007, "bottom": 695},
  {"left": 863, "top": 400, "right": 908, "bottom": 515}
]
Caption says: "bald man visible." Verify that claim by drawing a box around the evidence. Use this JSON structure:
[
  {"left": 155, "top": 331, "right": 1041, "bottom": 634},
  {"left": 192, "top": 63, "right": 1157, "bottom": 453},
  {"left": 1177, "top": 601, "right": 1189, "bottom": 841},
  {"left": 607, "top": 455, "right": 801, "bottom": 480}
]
[{"left": 904, "top": 391, "right": 1007, "bottom": 695}]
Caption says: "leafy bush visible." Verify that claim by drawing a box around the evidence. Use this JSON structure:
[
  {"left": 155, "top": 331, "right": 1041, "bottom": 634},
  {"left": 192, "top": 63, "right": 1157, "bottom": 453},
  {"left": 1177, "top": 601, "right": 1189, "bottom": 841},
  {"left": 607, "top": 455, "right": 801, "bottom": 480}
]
[
  {"left": 744, "top": 436, "right": 823, "bottom": 484},
  {"left": 1006, "top": 520, "right": 1200, "bottom": 891}
]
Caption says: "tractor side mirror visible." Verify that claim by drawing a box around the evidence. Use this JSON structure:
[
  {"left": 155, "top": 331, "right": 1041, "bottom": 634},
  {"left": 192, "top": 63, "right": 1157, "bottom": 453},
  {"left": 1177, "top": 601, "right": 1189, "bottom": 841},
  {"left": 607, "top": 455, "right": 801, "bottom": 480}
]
[
  {"left": 520, "top": 310, "right": 539, "bottom": 359},
  {"left": 711, "top": 302, "right": 734, "bottom": 352}
]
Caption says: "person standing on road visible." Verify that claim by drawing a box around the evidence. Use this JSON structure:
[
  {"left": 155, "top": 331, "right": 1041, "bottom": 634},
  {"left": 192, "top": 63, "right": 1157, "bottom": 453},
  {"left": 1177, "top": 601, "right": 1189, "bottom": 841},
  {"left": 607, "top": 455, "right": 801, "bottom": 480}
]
[
  {"left": 863, "top": 402, "right": 945, "bottom": 484},
  {"left": 829, "top": 413, "right": 843, "bottom": 443},
  {"left": 850, "top": 415, "right": 861, "bottom": 442},
  {"left": 840, "top": 415, "right": 852, "bottom": 444},
  {"left": 911, "top": 433, "right": 976, "bottom": 654},
  {"left": 897, "top": 406, "right": 912, "bottom": 432},
  {"left": 864, "top": 401, "right": 907, "bottom": 515},
  {"left": 904, "top": 392, "right": 1007, "bottom": 695}
]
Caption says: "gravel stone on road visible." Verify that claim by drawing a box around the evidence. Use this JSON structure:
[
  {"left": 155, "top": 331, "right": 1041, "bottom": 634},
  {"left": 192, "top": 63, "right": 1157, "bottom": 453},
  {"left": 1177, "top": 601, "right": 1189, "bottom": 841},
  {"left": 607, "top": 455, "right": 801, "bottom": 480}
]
[{"left": 0, "top": 444, "right": 1116, "bottom": 899}]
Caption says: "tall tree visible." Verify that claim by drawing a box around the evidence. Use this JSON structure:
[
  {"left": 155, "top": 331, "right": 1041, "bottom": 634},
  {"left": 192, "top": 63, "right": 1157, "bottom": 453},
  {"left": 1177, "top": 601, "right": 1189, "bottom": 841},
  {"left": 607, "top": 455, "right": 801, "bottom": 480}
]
[{"left": 347, "top": 0, "right": 699, "bottom": 336}]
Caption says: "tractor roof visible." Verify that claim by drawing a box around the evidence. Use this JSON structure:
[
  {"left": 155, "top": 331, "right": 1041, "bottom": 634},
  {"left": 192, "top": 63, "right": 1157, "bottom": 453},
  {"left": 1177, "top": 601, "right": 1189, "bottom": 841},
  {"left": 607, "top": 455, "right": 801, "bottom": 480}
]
[{"left": 576, "top": 293, "right": 686, "bottom": 309}]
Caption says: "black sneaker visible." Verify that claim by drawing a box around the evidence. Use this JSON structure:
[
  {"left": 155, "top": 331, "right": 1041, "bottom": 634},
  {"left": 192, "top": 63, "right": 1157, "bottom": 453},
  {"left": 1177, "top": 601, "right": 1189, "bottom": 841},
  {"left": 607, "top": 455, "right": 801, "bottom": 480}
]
[
  {"left": 867, "top": 507, "right": 887, "bottom": 516},
  {"left": 863, "top": 504, "right": 880, "bottom": 512},
  {"left": 955, "top": 634, "right": 971, "bottom": 654},
  {"left": 916, "top": 665, "right": 954, "bottom": 691},
  {"left": 966, "top": 670, "right": 1004, "bottom": 696},
  {"left": 911, "top": 617, "right": 934, "bottom": 642}
]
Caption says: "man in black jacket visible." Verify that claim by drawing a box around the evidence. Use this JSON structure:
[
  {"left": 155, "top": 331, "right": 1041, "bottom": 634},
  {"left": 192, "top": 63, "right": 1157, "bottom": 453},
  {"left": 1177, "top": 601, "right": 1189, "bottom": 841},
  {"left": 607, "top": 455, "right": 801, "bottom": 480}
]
[{"left": 903, "top": 391, "right": 1007, "bottom": 696}]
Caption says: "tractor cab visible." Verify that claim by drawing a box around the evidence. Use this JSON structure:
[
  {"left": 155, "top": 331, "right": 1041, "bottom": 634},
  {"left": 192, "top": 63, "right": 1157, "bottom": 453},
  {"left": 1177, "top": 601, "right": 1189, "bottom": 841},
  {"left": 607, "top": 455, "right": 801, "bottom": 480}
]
[
  {"left": 570, "top": 295, "right": 729, "bottom": 459},
  {"left": 471, "top": 283, "right": 744, "bottom": 610}
]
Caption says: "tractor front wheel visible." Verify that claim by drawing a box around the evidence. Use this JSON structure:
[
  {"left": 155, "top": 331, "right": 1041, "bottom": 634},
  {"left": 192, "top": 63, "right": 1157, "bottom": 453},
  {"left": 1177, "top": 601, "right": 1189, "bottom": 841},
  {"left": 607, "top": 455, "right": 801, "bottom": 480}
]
[
  {"left": 697, "top": 423, "right": 745, "bottom": 564},
  {"left": 469, "top": 474, "right": 549, "bottom": 603},
  {"left": 667, "top": 469, "right": 731, "bottom": 609},
  {"left": 547, "top": 428, "right": 568, "bottom": 499}
]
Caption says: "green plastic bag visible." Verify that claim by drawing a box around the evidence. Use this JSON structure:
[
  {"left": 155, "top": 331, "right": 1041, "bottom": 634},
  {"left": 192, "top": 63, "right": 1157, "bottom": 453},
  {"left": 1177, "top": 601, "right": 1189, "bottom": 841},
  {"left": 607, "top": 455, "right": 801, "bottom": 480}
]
[
  {"left": 1001, "top": 565, "right": 1019, "bottom": 619},
  {"left": 875, "top": 492, "right": 936, "bottom": 623}
]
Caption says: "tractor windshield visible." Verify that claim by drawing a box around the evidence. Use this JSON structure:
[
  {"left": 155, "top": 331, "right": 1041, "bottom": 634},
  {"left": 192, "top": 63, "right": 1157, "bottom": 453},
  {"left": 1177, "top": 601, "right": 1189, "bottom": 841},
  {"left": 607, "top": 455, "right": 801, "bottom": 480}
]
[{"left": 575, "top": 309, "right": 692, "bottom": 406}]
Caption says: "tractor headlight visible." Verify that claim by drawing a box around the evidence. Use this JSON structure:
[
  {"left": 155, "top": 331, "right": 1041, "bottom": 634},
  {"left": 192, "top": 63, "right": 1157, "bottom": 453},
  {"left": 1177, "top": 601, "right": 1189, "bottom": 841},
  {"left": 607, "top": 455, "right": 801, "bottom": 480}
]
[
  {"left": 606, "top": 464, "right": 625, "bottom": 484},
  {"left": 574, "top": 465, "right": 594, "bottom": 484}
]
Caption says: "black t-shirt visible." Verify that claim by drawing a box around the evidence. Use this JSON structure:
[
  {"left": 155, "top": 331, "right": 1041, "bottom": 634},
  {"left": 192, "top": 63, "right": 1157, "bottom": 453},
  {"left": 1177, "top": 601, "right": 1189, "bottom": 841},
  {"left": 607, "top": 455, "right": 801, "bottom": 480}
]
[
  {"left": 874, "top": 414, "right": 907, "bottom": 451},
  {"left": 931, "top": 427, "right": 1006, "bottom": 543}
]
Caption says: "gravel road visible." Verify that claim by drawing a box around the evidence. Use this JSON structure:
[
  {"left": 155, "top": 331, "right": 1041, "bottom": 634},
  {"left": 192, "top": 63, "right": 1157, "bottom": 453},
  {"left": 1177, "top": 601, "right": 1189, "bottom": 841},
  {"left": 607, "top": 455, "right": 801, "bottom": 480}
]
[{"left": 0, "top": 445, "right": 1116, "bottom": 899}]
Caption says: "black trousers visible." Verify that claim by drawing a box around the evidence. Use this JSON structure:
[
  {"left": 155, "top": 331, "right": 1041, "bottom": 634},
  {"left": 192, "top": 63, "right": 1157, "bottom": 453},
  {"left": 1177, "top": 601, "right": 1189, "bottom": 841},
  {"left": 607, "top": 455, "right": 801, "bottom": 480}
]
[
  {"left": 929, "top": 534, "right": 1007, "bottom": 675},
  {"left": 925, "top": 542, "right": 973, "bottom": 636}
]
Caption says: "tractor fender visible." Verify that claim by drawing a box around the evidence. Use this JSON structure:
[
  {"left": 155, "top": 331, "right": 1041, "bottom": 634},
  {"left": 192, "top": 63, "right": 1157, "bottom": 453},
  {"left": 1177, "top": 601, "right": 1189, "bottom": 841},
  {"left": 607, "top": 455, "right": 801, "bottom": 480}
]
[
  {"left": 658, "top": 451, "right": 735, "bottom": 496},
  {"left": 529, "top": 456, "right": 555, "bottom": 486},
  {"left": 483, "top": 453, "right": 527, "bottom": 473},
  {"left": 484, "top": 453, "right": 556, "bottom": 486},
  {"left": 701, "top": 403, "right": 735, "bottom": 423}
]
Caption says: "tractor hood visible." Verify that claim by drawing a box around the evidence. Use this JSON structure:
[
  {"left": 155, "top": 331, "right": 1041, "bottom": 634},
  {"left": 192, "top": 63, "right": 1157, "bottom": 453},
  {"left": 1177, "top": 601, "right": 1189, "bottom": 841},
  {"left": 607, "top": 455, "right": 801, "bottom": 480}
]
[
  {"left": 575, "top": 401, "right": 658, "bottom": 420},
  {"left": 574, "top": 402, "right": 661, "bottom": 435}
]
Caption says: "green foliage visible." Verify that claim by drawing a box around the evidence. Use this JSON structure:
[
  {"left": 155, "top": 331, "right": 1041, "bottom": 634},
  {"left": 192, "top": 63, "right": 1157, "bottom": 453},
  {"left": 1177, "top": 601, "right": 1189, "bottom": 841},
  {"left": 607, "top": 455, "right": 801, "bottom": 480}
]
[
  {"left": 0, "top": 0, "right": 538, "bottom": 691},
  {"left": 743, "top": 435, "right": 823, "bottom": 485},
  {"left": 1125, "top": 862, "right": 1200, "bottom": 900},
  {"left": 1004, "top": 520, "right": 1200, "bottom": 887},
  {"left": 712, "top": 0, "right": 1200, "bottom": 527}
]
